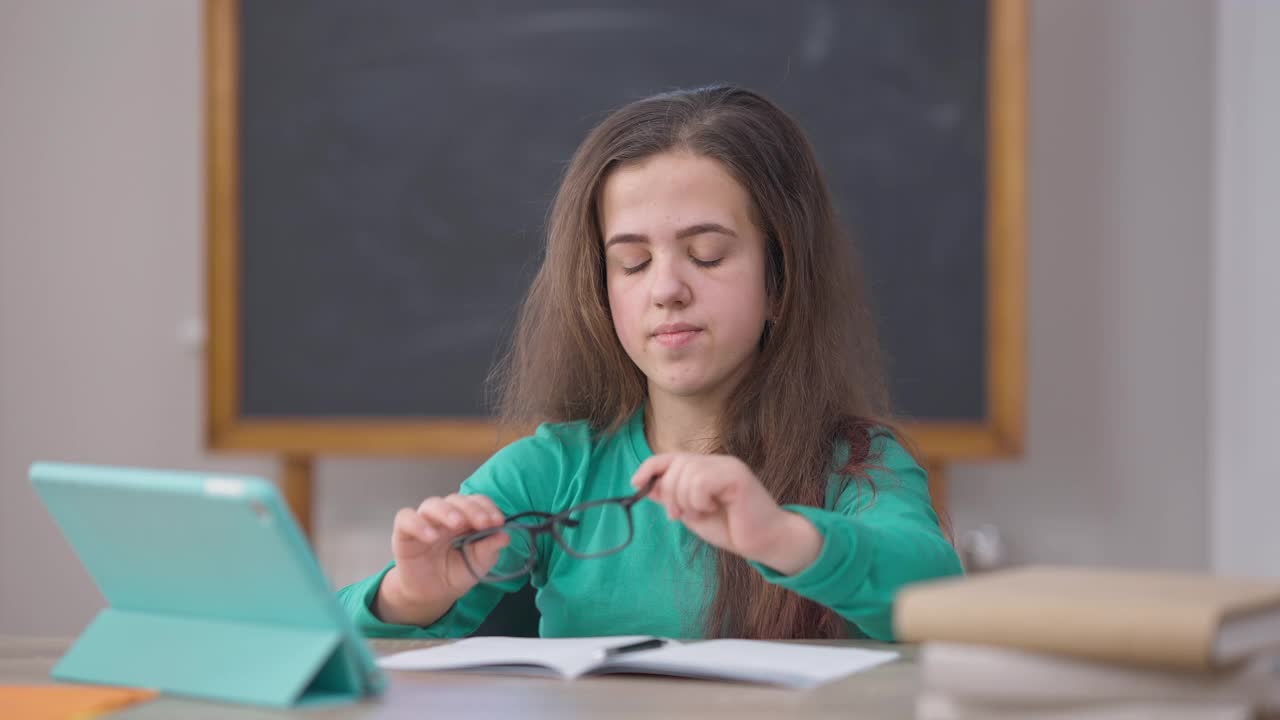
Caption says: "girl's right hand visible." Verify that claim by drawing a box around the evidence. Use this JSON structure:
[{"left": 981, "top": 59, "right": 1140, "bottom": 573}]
[{"left": 373, "top": 493, "right": 511, "bottom": 627}]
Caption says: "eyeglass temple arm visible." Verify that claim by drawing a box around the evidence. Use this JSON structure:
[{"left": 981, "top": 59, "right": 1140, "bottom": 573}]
[
  {"left": 626, "top": 475, "right": 660, "bottom": 505},
  {"left": 503, "top": 510, "right": 556, "bottom": 522}
]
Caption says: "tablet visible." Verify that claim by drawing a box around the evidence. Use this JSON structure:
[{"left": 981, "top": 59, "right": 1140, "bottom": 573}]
[{"left": 29, "top": 462, "right": 386, "bottom": 707}]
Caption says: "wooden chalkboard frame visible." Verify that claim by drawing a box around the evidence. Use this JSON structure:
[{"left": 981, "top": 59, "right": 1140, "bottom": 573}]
[{"left": 205, "top": 0, "right": 1025, "bottom": 467}]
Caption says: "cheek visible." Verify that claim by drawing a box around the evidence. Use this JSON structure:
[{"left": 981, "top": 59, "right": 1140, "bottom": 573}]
[
  {"left": 719, "top": 301, "right": 767, "bottom": 343},
  {"left": 607, "top": 283, "right": 641, "bottom": 342},
  {"left": 707, "top": 274, "right": 769, "bottom": 338}
]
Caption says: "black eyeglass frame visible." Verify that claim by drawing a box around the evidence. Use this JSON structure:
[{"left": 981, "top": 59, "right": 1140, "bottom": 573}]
[{"left": 449, "top": 476, "right": 658, "bottom": 583}]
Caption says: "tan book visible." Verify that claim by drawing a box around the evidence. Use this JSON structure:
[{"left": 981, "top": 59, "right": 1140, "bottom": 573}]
[
  {"left": 894, "top": 566, "right": 1280, "bottom": 671},
  {"left": 915, "top": 693, "right": 1254, "bottom": 720},
  {"left": 919, "top": 643, "right": 1280, "bottom": 708}
]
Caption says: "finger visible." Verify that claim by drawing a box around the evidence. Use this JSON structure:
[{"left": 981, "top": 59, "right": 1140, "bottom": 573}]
[
  {"left": 418, "top": 497, "right": 466, "bottom": 533},
  {"left": 689, "top": 472, "right": 727, "bottom": 514},
  {"left": 393, "top": 507, "right": 436, "bottom": 544},
  {"left": 645, "top": 474, "right": 667, "bottom": 507},
  {"left": 630, "top": 463, "right": 662, "bottom": 508},
  {"left": 634, "top": 472, "right": 661, "bottom": 500},
  {"left": 447, "top": 494, "right": 502, "bottom": 530},
  {"left": 680, "top": 458, "right": 711, "bottom": 515},
  {"left": 685, "top": 474, "right": 712, "bottom": 514},
  {"left": 631, "top": 454, "right": 675, "bottom": 492},
  {"left": 466, "top": 530, "right": 513, "bottom": 573},
  {"left": 458, "top": 494, "right": 506, "bottom": 525},
  {"left": 646, "top": 474, "right": 669, "bottom": 507},
  {"left": 664, "top": 456, "right": 690, "bottom": 519}
]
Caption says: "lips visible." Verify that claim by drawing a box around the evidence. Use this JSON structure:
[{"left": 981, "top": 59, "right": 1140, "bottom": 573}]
[
  {"left": 651, "top": 323, "right": 703, "bottom": 349},
  {"left": 652, "top": 322, "right": 702, "bottom": 336}
]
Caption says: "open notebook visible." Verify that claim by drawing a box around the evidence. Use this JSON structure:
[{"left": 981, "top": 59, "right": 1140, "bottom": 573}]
[{"left": 377, "top": 636, "right": 898, "bottom": 689}]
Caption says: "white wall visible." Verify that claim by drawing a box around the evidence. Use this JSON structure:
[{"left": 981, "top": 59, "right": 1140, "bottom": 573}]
[
  {"left": 1210, "top": 0, "right": 1280, "bottom": 577},
  {"left": 0, "top": 0, "right": 1267, "bottom": 637},
  {"left": 948, "top": 0, "right": 1217, "bottom": 570},
  {"left": 0, "top": 0, "right": 272, "bottom": 634}
]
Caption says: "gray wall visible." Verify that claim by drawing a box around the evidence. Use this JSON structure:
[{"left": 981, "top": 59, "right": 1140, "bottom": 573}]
[
  {"left": 1, "top": 0, "right": 1271, "bottom": 636},
  {"left": 948, "top": 0, "right": 1216, "bottom": 570},
  {"left": 1210, "top": 0, "right": 1280, "bottom": 578},
  {"left": 0, "top": 1, "right": 275, "bottom": 635}
]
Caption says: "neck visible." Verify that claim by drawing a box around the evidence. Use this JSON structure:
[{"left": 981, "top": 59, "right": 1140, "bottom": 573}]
[{"left": 644, "top": 388, "right": 725, "bottom": 455}]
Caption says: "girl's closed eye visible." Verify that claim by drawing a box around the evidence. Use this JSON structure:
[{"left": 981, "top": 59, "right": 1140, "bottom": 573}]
[
  {"left": 621, "top": 258, "right": 650, "bottom": 275},
  {"left": 622, "top": 255, "right": 722, "bottom": 275},
  {"left": 689, "top": 240, "right": 728, "bottom": 268}
]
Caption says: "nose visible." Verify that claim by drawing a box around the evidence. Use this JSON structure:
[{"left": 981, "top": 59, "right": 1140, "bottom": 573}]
[{"left": 649, "top": 254, "right": 691, "bottom": 309}]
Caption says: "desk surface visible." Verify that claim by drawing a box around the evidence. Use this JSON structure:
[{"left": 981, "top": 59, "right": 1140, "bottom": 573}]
[{"left": 1, "top": 636, "right": 920, "bottom": 719}]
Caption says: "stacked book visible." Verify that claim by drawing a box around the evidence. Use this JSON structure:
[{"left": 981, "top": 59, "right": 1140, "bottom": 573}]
[{"left": 894, "top": 566, "right": 1280, "bottom": 720}]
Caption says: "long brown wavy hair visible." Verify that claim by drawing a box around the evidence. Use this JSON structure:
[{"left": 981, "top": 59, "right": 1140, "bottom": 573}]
[{"left": 492, "top": 85, "right": 898, "bottom": 639}]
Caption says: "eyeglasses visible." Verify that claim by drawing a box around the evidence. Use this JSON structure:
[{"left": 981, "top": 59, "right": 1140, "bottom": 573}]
[{"left": 450, "top": 476, "right": 657, "bottom": 584}]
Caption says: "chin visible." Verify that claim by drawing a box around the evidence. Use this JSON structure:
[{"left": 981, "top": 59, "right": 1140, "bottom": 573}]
[
  {"left": 650, "top": 374, "right": 722, "bottom": 399},
  {"left": 660, "top": 385, "right": 712, "bottom": 399}
]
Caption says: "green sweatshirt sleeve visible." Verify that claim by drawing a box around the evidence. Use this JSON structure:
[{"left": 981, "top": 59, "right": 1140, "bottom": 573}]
[
  {"left": 749, "top": 435, "right": 964, "bottom": 641},
  {"left": 335, "top": 560, "right": 525, "bottom": 639},
  {"left": 335, "top": 424, "right": 569, "bottom": 638}
]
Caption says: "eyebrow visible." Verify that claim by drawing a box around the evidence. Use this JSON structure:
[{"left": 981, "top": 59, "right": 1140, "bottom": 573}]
[{"left": 604, "top": 223, "right": 738, "bottom": 249}]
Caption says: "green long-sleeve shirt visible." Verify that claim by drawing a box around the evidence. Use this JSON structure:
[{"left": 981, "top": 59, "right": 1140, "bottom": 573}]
[{"left": 336, "top": 408, "right": 962, "bottom": 640}]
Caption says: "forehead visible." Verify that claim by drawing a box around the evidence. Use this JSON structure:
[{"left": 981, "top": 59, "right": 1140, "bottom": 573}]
[{"left": 599, "top": 152, "right": 755, "bottom": 233}]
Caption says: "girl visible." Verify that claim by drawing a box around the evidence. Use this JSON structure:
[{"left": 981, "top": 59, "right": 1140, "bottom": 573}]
[{"left": 337, "top": 85, "right": 963, "bottom": 641}]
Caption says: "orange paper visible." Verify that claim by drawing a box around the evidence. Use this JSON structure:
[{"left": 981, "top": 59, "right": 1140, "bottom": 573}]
[{"left": 0, "top": 684, "right": 159, "bottom": 720}]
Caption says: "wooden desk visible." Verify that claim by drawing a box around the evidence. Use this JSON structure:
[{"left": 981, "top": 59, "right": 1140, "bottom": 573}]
[{"left": 1, "top": 636, "right": 921, "bottom": 719}]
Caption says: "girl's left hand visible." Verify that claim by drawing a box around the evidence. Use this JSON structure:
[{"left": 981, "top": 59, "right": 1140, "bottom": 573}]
[{"left": 630, "top": 453, "right": 804, "bottom": 566}]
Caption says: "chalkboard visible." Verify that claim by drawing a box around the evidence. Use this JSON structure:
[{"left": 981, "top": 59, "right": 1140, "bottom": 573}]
[{"left": 207, "top": 0, "right": 1025, "bottom": 459}]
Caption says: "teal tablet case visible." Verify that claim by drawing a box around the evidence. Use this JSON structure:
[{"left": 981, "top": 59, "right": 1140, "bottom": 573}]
[{"left": 29, "top": 462, "right": 387, "bottom": 708}]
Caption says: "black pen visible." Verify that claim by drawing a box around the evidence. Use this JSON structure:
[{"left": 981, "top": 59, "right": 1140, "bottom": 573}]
[{"left": 599, "top": 638, "right": 668, "bottom": 658}]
